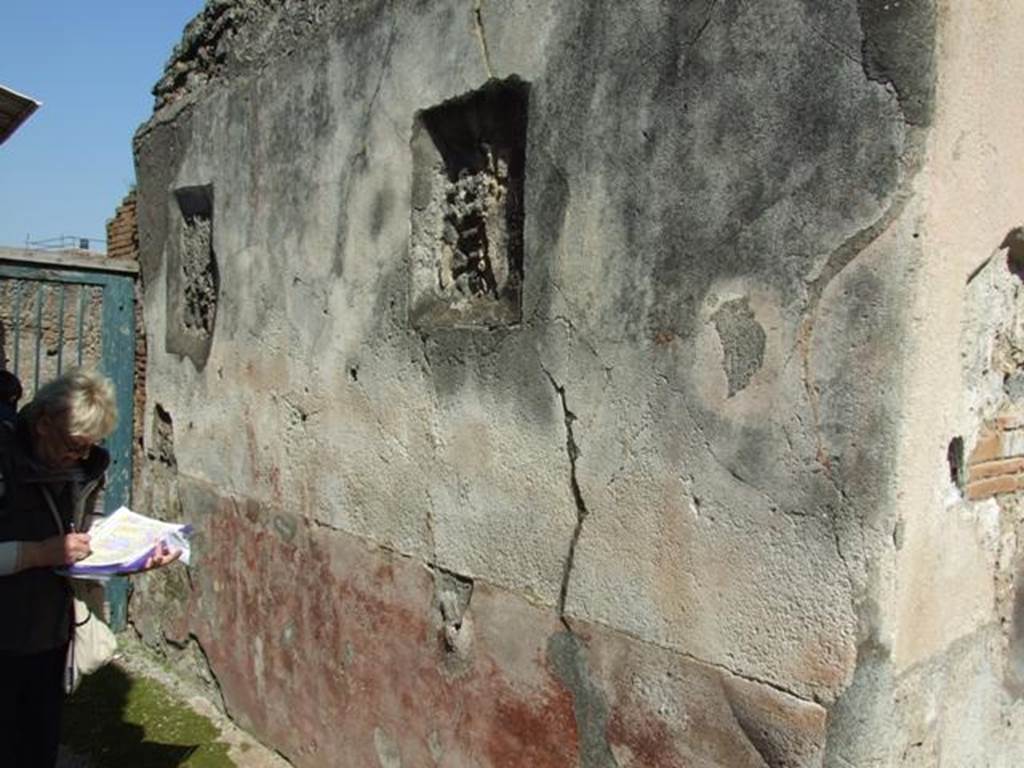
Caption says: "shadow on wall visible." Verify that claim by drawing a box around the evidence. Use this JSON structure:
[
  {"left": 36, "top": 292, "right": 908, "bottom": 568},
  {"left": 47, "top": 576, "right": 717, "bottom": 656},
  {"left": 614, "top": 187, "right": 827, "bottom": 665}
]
[{"left": 1003, "top": 226, "right": 1024, "bottom": 281}]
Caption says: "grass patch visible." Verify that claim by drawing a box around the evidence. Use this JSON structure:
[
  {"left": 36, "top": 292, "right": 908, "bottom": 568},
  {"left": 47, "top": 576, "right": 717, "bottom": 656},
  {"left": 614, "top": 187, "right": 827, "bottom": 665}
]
[{"left": 62, "top": 663, "right": 235, "bottom": 768}]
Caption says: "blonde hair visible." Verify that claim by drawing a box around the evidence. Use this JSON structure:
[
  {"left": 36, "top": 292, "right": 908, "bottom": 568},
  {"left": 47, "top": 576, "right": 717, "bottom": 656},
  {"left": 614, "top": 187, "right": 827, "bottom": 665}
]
[{"left": 27, "top": 369, "right": 118, "bottom": 441}]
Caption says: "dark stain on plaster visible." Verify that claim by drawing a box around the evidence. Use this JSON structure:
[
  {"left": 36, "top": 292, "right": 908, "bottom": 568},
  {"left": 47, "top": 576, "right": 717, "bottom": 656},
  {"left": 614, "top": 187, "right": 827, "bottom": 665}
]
[
  {"left": 712, "top": 297, "right": 766, "bottom": 397},
  {"left": 332, "top": 149, "right": 369, "bottom": 278},
  {"left": 858, "top": 0, "right": 937, "bottom": 126},
  {"left": 824, "top": 634, "right": 894, "bottom": 767},
  {"left": 272, "top": 514, "right": 298, "bottom": 543},
  {"left": 330, "top": 14, "right": 398, "bottom": 279},
  {"left": 134, "top": 111, "right": 194, "bottom": 301},
  {"left": 369, "top": 186, "right": 393, "bottom": 240},
  {"left": 1007, "top": 575, "right": 1024, "bottom": 697},
  {"left": 547, "top": 632, "right": 620, "bottom": 768}
]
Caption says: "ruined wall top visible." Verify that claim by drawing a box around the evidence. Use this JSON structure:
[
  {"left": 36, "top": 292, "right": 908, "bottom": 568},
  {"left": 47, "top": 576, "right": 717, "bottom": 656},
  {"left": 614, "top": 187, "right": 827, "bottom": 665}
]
[{"left": 152, "top": 0, "right": 386, "bottom": 111}]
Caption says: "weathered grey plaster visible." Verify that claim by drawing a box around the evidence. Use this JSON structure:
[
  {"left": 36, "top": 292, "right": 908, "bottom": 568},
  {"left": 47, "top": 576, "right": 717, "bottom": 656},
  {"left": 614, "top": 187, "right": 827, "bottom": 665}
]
[{"left": 129, "top": 0, "right": 962, "bottom": 764}]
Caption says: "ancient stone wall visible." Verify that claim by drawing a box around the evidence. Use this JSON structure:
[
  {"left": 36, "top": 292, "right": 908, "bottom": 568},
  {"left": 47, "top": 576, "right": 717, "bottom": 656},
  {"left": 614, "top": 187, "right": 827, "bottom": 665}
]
[{"left": 129, "top": 1, "right": 1024, "bottom": 765}]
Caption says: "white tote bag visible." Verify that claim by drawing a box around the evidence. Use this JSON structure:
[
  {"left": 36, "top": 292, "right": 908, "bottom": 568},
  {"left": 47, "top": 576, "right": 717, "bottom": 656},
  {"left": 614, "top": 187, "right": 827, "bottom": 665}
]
[{"left": 66, "top": 597, "right": 117, "bottom": 693}]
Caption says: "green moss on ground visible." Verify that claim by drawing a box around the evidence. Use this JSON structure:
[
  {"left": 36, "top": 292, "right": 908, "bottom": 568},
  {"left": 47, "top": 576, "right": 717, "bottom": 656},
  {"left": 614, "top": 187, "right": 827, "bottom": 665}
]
[{"left": 62, "top": 664, "right": 235, "bottom": 768}]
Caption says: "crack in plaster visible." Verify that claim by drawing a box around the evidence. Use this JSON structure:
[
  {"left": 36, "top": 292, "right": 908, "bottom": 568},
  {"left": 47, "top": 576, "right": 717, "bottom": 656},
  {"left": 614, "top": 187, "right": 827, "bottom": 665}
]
[
  {"left": 796, "top": 114, "right": 925, "bottom": 487},
  {"left": 332, "top": 8, "right": 399, "bottom": 275},
  {"left": 804, "top": 22, "right": 864, "bottom": 68},
  {"left": 549, "top": 280, "right": 615, "bottom": 382},
  {"left": 673, "top": 393, "right": 784, "bottom": 513},
  {"left": 687, "top": 0, "right": 720, "bottom": 46},
  {"left": 574, "top": 606, "right": 819, "bottom": 706},
  {"left": 411, "top": 330, "right": 446, "bottom": 563},
  {"left": 309, "top": 518, "right": 420, "bottom": 563},
  {"left": 363, "top": 8, "right": 399, "bottom": 146},
  {"left": 683, "top": 646, "right": 813, "bottom": 706},
  {"left": 313, "top": 506, "right": 824, "bottom": 704},
  {"left": 472, "top": 0, "right": 495, "bottom": 79},
  {"left": 794, "top": 150, "right": 923, "bottom": 631},
  {"left": 542, "top": 367, "right": 590, "bottom": 631}
]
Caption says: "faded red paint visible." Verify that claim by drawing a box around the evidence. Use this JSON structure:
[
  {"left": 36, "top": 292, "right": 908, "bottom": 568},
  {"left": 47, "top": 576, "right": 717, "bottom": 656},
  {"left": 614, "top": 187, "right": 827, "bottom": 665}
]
[
  {"left": 607, "top": 708, "right": 685, "bottom": 768},
  {"left": 163, "top": 482, "right": 580, "bottom": 767},
  {"left": 135, "top": 479, "right": 827, "bottom": 766}
]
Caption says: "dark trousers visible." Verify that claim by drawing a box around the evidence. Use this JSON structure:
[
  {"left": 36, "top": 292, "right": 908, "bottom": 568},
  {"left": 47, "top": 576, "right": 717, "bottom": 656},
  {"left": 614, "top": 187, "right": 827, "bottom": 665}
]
[{"left": 0, "top": 645, "right": 67, "bottom": 768}]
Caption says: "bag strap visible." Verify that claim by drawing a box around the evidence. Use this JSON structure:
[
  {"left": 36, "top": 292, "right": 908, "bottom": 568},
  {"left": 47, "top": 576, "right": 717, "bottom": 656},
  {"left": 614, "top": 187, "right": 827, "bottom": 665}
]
[{"left": 41, "top": 486, "right": 65, "bottom": 536}]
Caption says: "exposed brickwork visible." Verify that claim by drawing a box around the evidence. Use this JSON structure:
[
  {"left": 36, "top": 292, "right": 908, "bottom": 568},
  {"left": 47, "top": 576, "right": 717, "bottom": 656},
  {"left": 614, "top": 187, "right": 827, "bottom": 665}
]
[
  {"left": 966, "top": 415, "right": 1024, "bottom": 500},
  {"left": 106, "top": 191, "right": 138, "bottom": 261}
]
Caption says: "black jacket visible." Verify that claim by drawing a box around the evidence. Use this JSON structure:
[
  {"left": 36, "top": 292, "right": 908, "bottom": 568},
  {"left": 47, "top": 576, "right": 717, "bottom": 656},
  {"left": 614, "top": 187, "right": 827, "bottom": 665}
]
[{"left": 0, "top": 417, "right": 109, "bottom": 654}]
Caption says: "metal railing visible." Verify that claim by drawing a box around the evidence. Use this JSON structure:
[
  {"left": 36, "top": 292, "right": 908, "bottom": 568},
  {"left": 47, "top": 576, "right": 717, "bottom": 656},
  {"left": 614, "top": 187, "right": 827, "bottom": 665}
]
[
  {"left": 4, "top": 279, "right": 101, "bottom": 400},
  {"left": 24, "top": 235, "right": 107, "bottom": 252}
]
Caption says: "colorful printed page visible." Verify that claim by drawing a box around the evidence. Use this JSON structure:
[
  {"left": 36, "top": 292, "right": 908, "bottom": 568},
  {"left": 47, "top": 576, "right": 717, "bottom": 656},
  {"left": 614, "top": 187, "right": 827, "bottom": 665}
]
[{"left": 65, "top": 506, "right": 192, "bottom": 577}]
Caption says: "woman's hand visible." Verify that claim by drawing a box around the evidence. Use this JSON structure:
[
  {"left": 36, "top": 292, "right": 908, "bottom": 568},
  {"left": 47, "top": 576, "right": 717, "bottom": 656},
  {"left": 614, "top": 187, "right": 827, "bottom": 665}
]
[
  {"left": 23, "top": 533, "right": 92, "bottom": 569},
  {"left": 139, "top": 540, "right": 181, "bottom": 572}
]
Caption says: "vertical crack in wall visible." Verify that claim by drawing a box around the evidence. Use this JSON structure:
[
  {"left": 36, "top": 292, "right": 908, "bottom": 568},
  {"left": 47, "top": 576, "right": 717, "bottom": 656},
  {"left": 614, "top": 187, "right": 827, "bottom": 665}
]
[
  {"left": 416, "top": 332, "right": 443, "bottom": 565},
  {"left": 472, "top": 0, "right": 494, "bottom": 79},
  {"left": 543, "top": 368, "right": 589, "bottom": 629}
]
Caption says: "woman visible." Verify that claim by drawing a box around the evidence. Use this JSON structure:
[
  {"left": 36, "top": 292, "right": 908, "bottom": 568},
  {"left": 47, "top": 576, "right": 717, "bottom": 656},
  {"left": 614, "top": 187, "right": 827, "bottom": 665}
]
[{"left": 0, "top": 369, "right": 177, "bottom": 767}]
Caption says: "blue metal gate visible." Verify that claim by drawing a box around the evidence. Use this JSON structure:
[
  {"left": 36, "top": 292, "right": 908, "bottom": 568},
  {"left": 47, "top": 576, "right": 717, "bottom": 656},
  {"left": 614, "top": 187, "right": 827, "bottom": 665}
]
[{"left": 0, "top": 256, "right": 136, "bottom": 627}]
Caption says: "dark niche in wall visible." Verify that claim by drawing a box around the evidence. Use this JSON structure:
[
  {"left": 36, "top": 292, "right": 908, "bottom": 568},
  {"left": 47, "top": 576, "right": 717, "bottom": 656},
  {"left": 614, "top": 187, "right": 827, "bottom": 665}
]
[
  {"left": 409, "top": 78, "right": 529, "bottom": 331},
  {"left": 166, "top": 184, "right": 218, "bottom": 369}
]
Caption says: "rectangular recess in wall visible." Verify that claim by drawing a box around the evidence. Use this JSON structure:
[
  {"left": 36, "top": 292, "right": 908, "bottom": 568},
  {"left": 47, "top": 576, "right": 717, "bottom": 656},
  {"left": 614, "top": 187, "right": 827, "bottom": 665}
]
[
  {"left": 409, "top": 78, "right": 529, "bottom": 330},
  {"left": 166, "top": 184, "right": 218, "bottom": 369}
]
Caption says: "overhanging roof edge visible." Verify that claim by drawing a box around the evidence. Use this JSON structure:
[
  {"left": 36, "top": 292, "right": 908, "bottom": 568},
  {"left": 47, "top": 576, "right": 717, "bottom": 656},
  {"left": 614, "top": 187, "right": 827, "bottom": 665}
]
[{"left": 0, "top": 85, "right": 42, "bottom": 147}]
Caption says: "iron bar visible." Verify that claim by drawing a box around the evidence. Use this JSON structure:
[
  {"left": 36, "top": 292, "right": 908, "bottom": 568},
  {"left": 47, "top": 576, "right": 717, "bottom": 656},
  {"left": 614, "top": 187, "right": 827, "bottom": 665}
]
[
  {"left": 12, "top": 282, "right": 22, "bottom": 376},
  {"left": 77, "top": 285, "right": 86, "bottom": 366},
  {"left": 56, "top": 283, "right": 66, "bottom": 375},
  {"left": 33, "top": 283, "right": 43, "bottom": 390}
]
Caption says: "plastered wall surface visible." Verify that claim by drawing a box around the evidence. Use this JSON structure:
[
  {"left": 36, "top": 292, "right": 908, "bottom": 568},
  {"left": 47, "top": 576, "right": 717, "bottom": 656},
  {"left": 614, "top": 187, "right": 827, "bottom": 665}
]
[
  {"left": 127, "top": 0, "right": 1020, "bottom": 765},
  {"left": 876, "top": 2, "right": 1024, "bottom": 765}
]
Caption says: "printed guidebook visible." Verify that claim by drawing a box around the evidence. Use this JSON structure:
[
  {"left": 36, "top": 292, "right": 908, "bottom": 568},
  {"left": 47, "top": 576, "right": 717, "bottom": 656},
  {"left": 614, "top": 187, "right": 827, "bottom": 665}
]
[{"left": 64, "top": 506, "right": 192, "bottom": 578}]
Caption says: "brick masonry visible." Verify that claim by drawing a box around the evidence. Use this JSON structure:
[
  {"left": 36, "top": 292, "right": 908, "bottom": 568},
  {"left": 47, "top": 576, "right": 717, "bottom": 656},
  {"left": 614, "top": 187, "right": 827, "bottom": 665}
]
[
  {"left": 965, "top": 413, "right": 1024, "bottom": 500},
  {"left": 106, "top": 192, "right": 139, "bottom": 261}
]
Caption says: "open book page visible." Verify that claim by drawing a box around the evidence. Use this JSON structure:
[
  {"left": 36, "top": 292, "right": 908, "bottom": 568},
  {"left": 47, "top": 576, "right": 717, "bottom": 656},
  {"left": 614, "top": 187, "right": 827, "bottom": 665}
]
[{"left": 65, "top": 506, "right": 192, "bottom": 577}]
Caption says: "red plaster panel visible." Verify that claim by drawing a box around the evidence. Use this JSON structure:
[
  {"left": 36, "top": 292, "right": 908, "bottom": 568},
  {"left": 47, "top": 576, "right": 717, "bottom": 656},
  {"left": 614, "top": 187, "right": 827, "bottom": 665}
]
[{"left": 140, "top": 478, "right": 826, "bottom": 767}]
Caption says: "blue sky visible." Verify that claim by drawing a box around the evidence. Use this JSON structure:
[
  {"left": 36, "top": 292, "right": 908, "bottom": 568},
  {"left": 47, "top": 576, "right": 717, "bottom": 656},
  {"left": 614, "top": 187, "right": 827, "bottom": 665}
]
[{"left": 0, "top": 1, "right": 205, "bottom": 250}]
